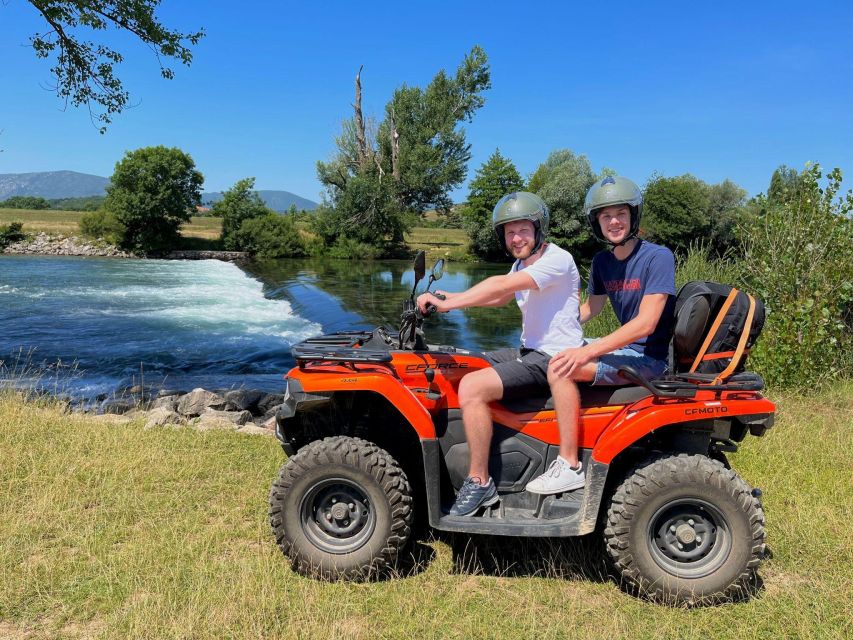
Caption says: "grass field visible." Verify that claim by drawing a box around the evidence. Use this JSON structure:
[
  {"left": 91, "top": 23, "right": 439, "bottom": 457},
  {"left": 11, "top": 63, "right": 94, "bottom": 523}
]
[
  {"left": 1, "top": 384, "right": 851, "bottom": 639},
  {"left": 0, "top": 208, "right": 222, "bottom": 242},
  {"left": 405, "top": 226, "right": 470, "bottom": 262}
]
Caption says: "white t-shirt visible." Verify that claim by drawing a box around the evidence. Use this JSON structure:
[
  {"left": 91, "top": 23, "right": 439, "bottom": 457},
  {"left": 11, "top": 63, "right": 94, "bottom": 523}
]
[{"left": 511, "top": 243, "right": 583, "bottom": 356}]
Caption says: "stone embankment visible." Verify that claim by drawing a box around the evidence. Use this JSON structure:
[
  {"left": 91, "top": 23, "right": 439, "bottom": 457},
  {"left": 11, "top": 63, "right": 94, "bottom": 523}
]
[
  {"left": 3, "top": 232, "right": 133, "bottom": 257},
  {"left": 92, "top": 387, "right": 284, "bottom": 436},
  {"left": 2, "top": 233, "right": 249, "bottom": 262}
]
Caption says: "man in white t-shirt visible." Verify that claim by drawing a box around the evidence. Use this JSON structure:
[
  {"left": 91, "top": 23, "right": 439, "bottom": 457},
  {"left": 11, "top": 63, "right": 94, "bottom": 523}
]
[{"left": 417, "top": 192, "right": 584, "bottom": 516}]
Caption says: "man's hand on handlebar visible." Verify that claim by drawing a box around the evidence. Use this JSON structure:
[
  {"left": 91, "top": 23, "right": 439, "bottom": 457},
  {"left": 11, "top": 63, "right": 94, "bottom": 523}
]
[{"left": 417, "top": 291, "right": 449, "bottom": 314}]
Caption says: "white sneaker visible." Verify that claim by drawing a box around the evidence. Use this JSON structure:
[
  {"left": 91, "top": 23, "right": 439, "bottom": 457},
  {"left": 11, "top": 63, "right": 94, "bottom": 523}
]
[{"left": 525, "top": 457, "right": 585, "bottom": 495}]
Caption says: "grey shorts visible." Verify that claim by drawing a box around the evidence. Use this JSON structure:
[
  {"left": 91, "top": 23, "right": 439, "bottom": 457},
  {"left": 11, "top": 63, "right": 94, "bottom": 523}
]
[
  {"left": 589, "top": 340, "right": 668, "bottom": 386},
  {"left": 484, "top": 347, "right": 551, "bottom": 400}
]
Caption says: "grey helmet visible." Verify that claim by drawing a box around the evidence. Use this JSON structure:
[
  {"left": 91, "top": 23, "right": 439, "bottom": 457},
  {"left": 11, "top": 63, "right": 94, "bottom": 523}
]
[
  {"left": 584, "top": 176, "right": 643, "bottom": 245},
  {"left": 492, "top": 191, "right": 550, "bottom": 256}
]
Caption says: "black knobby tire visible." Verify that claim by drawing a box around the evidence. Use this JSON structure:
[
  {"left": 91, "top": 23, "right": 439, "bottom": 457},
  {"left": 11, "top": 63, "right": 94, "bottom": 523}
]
[
  {"left": 604, "top": 454, "right": 765, "bottom": 604},
  {"left": 269, "top": 436, "right": 413, "bottom": 580}
]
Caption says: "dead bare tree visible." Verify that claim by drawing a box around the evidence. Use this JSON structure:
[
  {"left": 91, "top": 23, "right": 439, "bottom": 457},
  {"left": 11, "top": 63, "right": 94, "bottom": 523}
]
[{"left": 353, "top": 65, "right": 370, "bottom": 171}]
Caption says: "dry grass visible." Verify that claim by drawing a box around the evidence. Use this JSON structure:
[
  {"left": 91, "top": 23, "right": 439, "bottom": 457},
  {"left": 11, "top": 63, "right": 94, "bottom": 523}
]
[
  {"left": 1, "top": 383, "right": 851, "bottom": 639},
  {"left": 405, "top": 227, "right": 470, "bottom": 262},
  {"left": 0, "top": 209, "right": 222, "bottom": 241}
]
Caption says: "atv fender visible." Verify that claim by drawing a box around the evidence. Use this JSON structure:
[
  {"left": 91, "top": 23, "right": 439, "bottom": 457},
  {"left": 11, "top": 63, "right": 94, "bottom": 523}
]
[
  {"left": 279, "top": 371, "right": 436, "bottom": 440},
  {"left": 591, "top": 395, "right": 776, "bottom": 464}
]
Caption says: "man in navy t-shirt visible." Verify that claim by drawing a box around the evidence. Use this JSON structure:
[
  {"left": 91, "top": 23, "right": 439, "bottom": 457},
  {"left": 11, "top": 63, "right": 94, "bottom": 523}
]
[{"left": 525, "top": 175, "right": 676, "bottom": 496}]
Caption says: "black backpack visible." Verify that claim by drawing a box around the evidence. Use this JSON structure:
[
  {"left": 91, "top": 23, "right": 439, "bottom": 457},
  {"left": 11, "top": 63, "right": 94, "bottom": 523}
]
[{"left": 672, "top": 281, "right": 765, "bottom": 379}]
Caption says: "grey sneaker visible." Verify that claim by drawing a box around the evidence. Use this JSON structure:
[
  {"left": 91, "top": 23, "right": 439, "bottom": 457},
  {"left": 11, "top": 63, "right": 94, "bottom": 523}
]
[
  {"left": 449, "top": 477, "right": 499, "bottom": 516},
  {"left": 525, "top": 458, "right": 585, "bottom": 495}
]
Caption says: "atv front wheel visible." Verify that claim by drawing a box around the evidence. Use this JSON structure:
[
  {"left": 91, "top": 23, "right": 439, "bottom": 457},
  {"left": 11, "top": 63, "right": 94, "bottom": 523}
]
[
  {"left": 269, "top": 436, "right": 413, "bottom": 580},
  {"left": 604, "top": 454, "right": 765, "bottom": 604}
]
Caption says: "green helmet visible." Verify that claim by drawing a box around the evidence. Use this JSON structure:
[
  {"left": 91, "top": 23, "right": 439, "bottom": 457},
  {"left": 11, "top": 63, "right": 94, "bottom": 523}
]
[
  {"left": 492, "top": 191, "right": 549, "bottom": 255},
  {"left": 584, "top": 176, "right": 643, "bottom": 245}
]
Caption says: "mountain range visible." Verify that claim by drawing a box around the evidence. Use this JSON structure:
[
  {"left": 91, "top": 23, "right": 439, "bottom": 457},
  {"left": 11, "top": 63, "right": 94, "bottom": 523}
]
[{"left": 0, "top": 171, "right": 318, "bottom": 211}]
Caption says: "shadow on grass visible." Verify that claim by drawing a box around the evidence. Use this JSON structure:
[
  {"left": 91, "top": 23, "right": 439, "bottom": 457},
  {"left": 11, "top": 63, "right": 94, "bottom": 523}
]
[
  {"left": 438, "top": 531, "right": 610, "bottom": 582},
  {"left": 432, "top": 529, "right": 767, "bottom": 607}
]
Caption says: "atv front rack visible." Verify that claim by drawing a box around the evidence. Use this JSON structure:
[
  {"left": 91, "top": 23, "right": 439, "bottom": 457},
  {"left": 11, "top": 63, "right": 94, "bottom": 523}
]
[{"left": 292, "top": 331, "right": 393, "bottom": 366}]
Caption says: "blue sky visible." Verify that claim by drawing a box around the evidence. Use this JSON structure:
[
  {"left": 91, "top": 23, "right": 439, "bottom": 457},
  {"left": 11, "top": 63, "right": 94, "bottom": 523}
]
[{"left": 1, "top": 1, "right": 851, "bottom": 203}]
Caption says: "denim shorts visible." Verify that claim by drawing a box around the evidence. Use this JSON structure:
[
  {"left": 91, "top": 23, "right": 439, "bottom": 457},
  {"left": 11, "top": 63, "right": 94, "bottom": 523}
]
[{"left": 587, "top": 340, "right": 668, "bottom": 386}]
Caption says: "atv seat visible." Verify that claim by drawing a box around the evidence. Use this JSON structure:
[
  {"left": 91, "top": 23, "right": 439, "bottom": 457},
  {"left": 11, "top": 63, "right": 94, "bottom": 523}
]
[{"left": 501, "top": 384, "right": 651, "bottom": 413}]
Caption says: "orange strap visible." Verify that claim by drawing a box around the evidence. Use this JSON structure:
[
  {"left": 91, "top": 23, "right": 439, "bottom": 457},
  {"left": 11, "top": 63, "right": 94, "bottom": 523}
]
[
  {"left": 700, "top": 349, "right": 751, "bottom": 361},
  {"left": 714, "top": 293, "right": 756, "bottom": 383},
  {"left": 690, "top": 289, "right": 740, "bottom": 373}
]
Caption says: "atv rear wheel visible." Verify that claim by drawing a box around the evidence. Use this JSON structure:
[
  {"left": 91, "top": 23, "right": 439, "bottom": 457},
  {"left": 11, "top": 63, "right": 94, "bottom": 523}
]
[
  {"left": 604, "top": 454, "right": 765, "bottom": 604},
  {"left": 269, "top": 436, "right": 413, "bottom": 580}
]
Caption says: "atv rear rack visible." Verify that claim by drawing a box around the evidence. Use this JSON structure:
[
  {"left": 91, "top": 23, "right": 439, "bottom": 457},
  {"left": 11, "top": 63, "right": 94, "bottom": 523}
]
[{"left": 620, "top": 366, "right": 765, "bottom": 399}]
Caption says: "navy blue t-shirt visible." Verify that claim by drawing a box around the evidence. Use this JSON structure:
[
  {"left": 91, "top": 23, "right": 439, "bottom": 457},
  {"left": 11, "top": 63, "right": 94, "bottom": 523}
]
[{"left": 588, "top": 240, "right": 676, "bottom": 361}]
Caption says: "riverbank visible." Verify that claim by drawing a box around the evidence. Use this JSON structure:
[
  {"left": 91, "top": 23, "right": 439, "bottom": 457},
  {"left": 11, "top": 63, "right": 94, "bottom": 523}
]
[
  {"left": 1, "top": 385, "right": 851, "bottom": 639},
  {"left": 1, "top": 232, "right": 250, "bottom": 262}
]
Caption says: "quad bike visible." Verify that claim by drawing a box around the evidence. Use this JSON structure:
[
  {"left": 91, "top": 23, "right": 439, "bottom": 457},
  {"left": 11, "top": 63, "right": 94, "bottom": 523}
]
[{"left": 269, "top": 252, "right": 775, "bottom": 604}]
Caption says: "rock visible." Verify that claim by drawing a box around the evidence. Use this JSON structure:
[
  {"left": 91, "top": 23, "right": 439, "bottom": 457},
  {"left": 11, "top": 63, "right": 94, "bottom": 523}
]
[
  {"left": 100, "top": 398, "right": 137, "bottom": 415},
  {"left": 198, "top": 408, "right": 252, "bottom": 426},
  {"left": 152, "top": 394, "right": 179, "bottom": 411},
  {"left": 144, "top": 407, "right": 182, "bottom": 429},
  {"left": 257, "top": 393, "right": 285, "bottom": 415},
  {"left": 176, "top": 388, "right": 226, "bottom": 417},
  {"left": 223, "top": 389, "right": 265, "bottom": 414},
  {"left": 237, "top": 424, "right": 275, "bottom": 437},
  {"left": 259, "top": 415, "right": 277, "bottom": 430},
  {"left": 193, "top": 408, "right": 251, "bottom": 431}
]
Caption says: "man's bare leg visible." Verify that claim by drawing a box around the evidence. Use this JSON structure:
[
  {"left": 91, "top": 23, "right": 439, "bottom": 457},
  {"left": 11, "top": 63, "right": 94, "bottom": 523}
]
[
  {"left": 457, "top": 367, "right": 504, "bottom": 483},
  {"left": 547, "top": 362, "right": 598, "bottom": 467},
  {"left": 548, "top": 374, "right": 581, "bottom": 467}
]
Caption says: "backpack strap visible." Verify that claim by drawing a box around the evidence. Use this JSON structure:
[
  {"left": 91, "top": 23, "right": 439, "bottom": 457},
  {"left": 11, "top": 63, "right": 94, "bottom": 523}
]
[
  {"left": 689, "top": 289, "right": 739, "bottom": 373},
  {"left": 714, "top": 293, "right": 757, "bottom": 383}
]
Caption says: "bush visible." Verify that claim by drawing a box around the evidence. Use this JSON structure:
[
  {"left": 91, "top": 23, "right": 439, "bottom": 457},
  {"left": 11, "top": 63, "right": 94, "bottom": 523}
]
[
  {"left": 212, "top": 178, "right": 272, "bottom": 250},
  {"left": 309, "top": 236, "right": 383, "bottom": 260},
  {"left": 232, "top": 214, "right": 306, "bottom": 258},
  {"left": 739, "top": 164, "right": 853, "bottom": 389},
  {"left": 79, "top": 210, "right": 125, "bottom": 244},
  {"left": 0, "top": 221, "right": 27, "bottom": 248}
]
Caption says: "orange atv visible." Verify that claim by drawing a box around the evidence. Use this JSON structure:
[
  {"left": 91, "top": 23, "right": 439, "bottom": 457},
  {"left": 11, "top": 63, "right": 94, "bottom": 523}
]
[{"left": 269, "top": 252, "right": 774, "bottom": 604}]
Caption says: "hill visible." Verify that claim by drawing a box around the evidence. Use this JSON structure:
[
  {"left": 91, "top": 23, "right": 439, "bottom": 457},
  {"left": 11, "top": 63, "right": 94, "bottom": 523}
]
[
  {"left": 0, "top": 171, "right": 318, "bottom": 212},
  {"left": 0, "top": 171, "right": 109, "bottom": 200},
  {"left": 201, "top": 190, "right": 318, "bottom": 212}
]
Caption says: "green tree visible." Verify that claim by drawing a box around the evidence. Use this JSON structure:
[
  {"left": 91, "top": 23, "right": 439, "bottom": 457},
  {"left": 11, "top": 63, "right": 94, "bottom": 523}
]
[
  {"left": 232, "top": 214, "right": 305, "bottom": 259},
  {"left": 706, "top": 179, "right": 747, "bottom": 254},
  {"left": 644, "top": 174, "right": 750, "bottom": 256},
  {"left": 315, "top": 47, "right": 490, "bottom": 254},
  {"left": 20, "top": 1, "right": 203, "bottom": 131},
  {"left": 212, "top": 177, "right": 272, "bottom": 250},
  {"left": 0, "top": 196, "right": 50, "bottom": 209},
  {"left": 767, "top": 165, "right": 804, "bottom": 206},
  {"left": 643, "top": 174, "right": 711, "bottom": 254},
  {"left": 462, "top": 149, "right": 524, "bottom": 260},
  {"left": 529, "top": 149, "right": 601, "bottom": 263},
  {"left": 105, "top": 145, "right": 202, "bottom": 253}
]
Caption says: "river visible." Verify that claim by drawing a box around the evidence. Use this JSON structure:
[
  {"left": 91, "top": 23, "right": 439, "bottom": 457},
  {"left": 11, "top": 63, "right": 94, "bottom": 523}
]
[{"left": 0, "top": 255, "right": 521, "bottom": 397}]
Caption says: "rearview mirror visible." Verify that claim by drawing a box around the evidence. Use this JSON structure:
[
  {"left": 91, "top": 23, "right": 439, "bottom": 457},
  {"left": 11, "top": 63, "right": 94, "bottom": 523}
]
[
  {"left": 431, "top": 259, "right": 445, "bottom": 282},
  {"left": 413, "top": 251, "right": 426, "bottom": 282}
]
